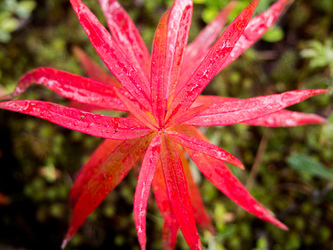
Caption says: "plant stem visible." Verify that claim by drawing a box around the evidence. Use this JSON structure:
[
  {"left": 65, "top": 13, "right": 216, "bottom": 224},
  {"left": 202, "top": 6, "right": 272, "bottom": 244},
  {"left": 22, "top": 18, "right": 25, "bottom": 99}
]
[{"left": 246, "top": 128, "right": 271, "bottom": 190}]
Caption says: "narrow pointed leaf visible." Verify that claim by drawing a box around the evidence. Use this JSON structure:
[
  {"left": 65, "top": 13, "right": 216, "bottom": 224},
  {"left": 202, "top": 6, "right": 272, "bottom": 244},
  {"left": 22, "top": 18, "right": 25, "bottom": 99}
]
[
  {"left": 160, "top": 135, "right": 202, "bottom": 250},
  {"left": 67, "top": 100, "right": 110, "bottom": 112},
  {"left": 134, "top": 132, "right": 162, "bottom": 249},
  {"left": 63, "top": 135, "right": 152, "bottom": 246},
  {"left": 166, "top": 104, "right": 209, "bottom": 127},
  {"left": 181, "top": 125, "right": 288, "bottom": 230},
  {"left": 152, "top": 163, "right": 179, "bottom": 250},
  {"left": 150, "top": 10, "right": 170, "bottom": 126},
  {"left": 0, "top": 67, "right": 129, "bottom": 111},
  {"left": 152, "top": 162, "right": 173, "bottom": 217},
  {"left": 183, "top": 1, "right": 235, "bottom": 63},
  {"left": 70, "top": 139, "right": 121, "bottom": 209},
  {"left": 178, "top": 146, "right": 214, "bottom": 233},
  {"left": 70, "top": 0, "right": 152, "bottom": 112},
  {"left": 166, "top": 0, "right": 260, "bottom": 122},
  {"left": 220, "top": 0, "right": 291, "bottom": 71},
  {"left": 184, "top": 89, "right": 328, "bottom": 126},
  {"left": 0, "top": 100, "right": 152, "bottom": 140},
  {"left": 0, "top": 85, "right": 7, "bottom": 96},
  {"left": 151, "top": 0, "right": 193, "bottom": 125},
  {"left": 164, "top": 0, "right": 193, "bottom": 104},
  {"left": 162, "top": 217, "right": 179, "bottom": 250},
  {"left": 73, "top": 46, "right": 121, "bottom": 87},
  {"left": 99, "top": 0, "right": 151, "bottom": 77},
  {"left": 193, "top": 95, "right": 237, "bottom": 105},
  {"left": 188, "top": 150, "right": 288, "bottom": 230},
  {"left": 192, "top": 95, "right": 327, "bottom": 126},
  {"left": 71, "top": 115, "right": 139, "bottom": 208},
  {"left": 0, "top": 192, "right": 10, "bottom": 206},
  {"left": 179, "top": 1, "right": 235, "bottom": 88},
  {"left": 287, "top": 153, "right": 333, "bottom": 181},
  {"left": 166, "top": 130, "right": 244, "bottom": 169},
  {"left": 245, "top": 110, "right": 327, "bottom": 127},
  {"left": 115, "top": 88, "right": 158, "bottom": 130}
]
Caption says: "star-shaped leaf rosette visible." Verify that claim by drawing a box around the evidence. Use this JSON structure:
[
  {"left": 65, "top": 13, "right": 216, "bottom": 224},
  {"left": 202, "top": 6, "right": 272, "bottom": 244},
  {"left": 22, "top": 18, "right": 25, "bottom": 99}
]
[{"left": 0, "top": 0, "right": 328, "bottom": 249}]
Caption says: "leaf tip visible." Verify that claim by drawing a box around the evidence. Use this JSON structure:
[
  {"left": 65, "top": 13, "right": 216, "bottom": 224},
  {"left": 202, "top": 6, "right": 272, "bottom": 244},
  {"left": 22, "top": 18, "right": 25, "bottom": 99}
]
[
  {"left": 266, "top": 210, "right": 289, "bottom": 231},
  {"left": 72, "top": 45, "right": 82, "bottom": 57},
  {"left": 238, "top": 162, "right": 245, "bottom": 170},
  {"left": 140, "top": 243, "right": 146, "bottom": 250},
  {"left": 61, "top": 238, "right": 70, "bottom": 249},
  {"left": 206, "top": 224, "right": 216, "bottom": 235},
  {"left": 283, "top": 0, "right": 294, "bottom": 6},
  {"left": 312, "top": 89, "right": 329, "bottom": 96},
  {"left": 318, "top": 116, "right": 328, "bottom": 124},
  {"left": 0, "top": 94, "right": 12, "bottom": 101},
  {"left": 232, "top": 158, "right": 245, "bottom": 170},
  {"left": 277, "top": 221, "right": 289, "bottom": 231}
]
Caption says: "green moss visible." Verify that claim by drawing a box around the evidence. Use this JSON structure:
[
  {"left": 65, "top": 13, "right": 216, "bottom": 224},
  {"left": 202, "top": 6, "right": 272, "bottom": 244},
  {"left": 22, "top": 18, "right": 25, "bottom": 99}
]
[{"left": 0, "top": 0, "right": 333, "bottom": 249}]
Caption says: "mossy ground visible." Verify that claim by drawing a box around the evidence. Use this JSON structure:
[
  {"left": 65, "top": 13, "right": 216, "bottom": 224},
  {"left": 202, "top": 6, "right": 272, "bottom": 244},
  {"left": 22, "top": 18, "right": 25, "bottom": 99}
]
[{"left": 0, "top": 0, "right": 333, "bottom": 249}]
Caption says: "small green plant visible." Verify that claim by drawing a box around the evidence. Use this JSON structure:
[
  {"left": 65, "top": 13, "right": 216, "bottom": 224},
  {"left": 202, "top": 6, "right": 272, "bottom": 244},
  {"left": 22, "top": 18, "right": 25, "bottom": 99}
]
[
  {"left": 301, "top": 39, "right": 333, "bottom": 75},
  {"left": 0, "top": 0, "right": 36, "bottom": 43}
]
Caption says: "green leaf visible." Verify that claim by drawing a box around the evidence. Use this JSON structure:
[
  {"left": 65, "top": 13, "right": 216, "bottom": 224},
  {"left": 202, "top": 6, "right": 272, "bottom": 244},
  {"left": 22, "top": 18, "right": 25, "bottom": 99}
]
[
  {"left": 202, "top": 7, "right": 218, "bottom": 23},
  {"left": 16, "top": 1, "right": 37, "bottom": 19},
  {"left": 262, "top": 26, "right": 284, "bottom": 43},
  {"left": 0, "top": 30, "right": 10, "bottom": 43},
  {"left": 193, "top": 0, "right": 206, "bottom": 4},
  {"left": 0, "top": 17, "right": 19, "bottom": 32},
  {"left": 287, "top": 153, "right": 333, "bottom": 181}
]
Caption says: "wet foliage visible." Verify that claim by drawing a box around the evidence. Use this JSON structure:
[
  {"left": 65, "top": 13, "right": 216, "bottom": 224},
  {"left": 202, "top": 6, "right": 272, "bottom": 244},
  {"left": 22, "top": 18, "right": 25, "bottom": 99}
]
[{"left": 0, "top": 0, "right": 333, "bottom": 249}]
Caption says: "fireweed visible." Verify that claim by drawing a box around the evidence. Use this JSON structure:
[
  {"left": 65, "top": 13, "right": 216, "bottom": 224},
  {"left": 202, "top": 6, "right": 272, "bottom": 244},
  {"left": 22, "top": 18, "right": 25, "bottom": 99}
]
[{"left": 0, "top": 0, "right": 328, "bottom": 249}]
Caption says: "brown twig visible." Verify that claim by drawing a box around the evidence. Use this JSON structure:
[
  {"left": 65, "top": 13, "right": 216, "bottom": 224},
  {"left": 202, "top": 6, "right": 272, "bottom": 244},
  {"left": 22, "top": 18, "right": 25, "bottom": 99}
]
[{"left": 246, "top": 128, "right": 271, "bottom": 190}]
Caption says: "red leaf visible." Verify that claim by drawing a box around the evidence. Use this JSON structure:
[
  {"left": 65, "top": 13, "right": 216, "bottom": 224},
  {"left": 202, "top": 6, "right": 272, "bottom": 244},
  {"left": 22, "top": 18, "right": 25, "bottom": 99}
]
[
  {"left": 184, "top": 89, "right": 328, "bottom": 126},
  {"left": 69, "top": 0, "right": 152, "bottom": 112},
  {"left": 220, "top": 0, "right": 292, "bottom": 71},
  {"left": 193, "top": 95, "right": 237, "bottom": 105},
  {"left": 166, "top": 130, "right": 244, "bottom": 169},
  {"left": 67, "top": 100, "right": 110, "bottom": 112},
  {"left": 181, "top": 125, "right": 288, "bottom": 230},
  {"left": 0, "top": 192, "right": 10, "bottom": 206},
  {"left": 165, "top": 0, "right": 193, "bottom": 104},
  {"left": 162, "top": 217, "right": 179, "bottom": 250},
  {"left": 151, "top": 0, "right": 192, "bottom": 126},
  {"left": 0, "top": 67, "right": 129, "bottom": 111},
  {"left": 150, "top": 9, "right": 170, "bottom": 126},
  {"left": 245, "top": 110, "right": 327, "bottom": 127},
  {"left": 166, "top": 104, "right": 209, "bottom": 128},
  {"left": 179, "top": 1, "right": 235, "bottom": 89},
  {"left": 0, "top": 100, "right": 152, "bottom": 140},
  {"left": 0, "top": 85, "right": 8, "bottom": 96},
  {"left": 73, "top": 47, "right": 121, "bottom": 87},
  {"left": 152, "top": 163, "right": 179, "bottom": 250},
  {"left": 115, "top": 88, "right": 158, "bottom": 130},
  {"left": 152, "top": 163, "right": 173, "bottom": 218},
  {"left": 179, "top": 147, "right": 214, "bottom": 233},
  {"left": 192, "top": 95, "right": 327, "bottom": 126},
  {"left": 134, "top": 132, "right": 162, "bottom": 249},
  {"left": 69, "top": 139, "right": 121, "bottom": 209},
  {"left": 166, "top": 0, "right": 260, "bottom": 122},
  {"left": 99, "top": 0, "right": 151, "bottom": 77},
  {"left": 183, "top": 1, "right": 235, "bottom": 65},
  {"left": 160, "top": 135, "right": 202, "bottom": 250},
  {"left": 62, "top": 135, "right": 152, "bottom": 248}
]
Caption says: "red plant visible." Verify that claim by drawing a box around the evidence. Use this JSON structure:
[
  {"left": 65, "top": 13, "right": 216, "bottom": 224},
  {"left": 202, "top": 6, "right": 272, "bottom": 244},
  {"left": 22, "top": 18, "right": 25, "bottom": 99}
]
[
  {"left": 0, "top": 192, "right": 10, "bottom": 206},
  {"left": 0, "top": 0, "right": 328, "bottom": 249}
]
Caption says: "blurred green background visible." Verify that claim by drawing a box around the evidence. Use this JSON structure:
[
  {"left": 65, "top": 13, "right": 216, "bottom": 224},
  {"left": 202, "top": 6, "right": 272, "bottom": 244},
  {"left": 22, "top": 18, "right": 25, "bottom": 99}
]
[{"left": 0, "top": 0, "right": 333, "bottom": 249}]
